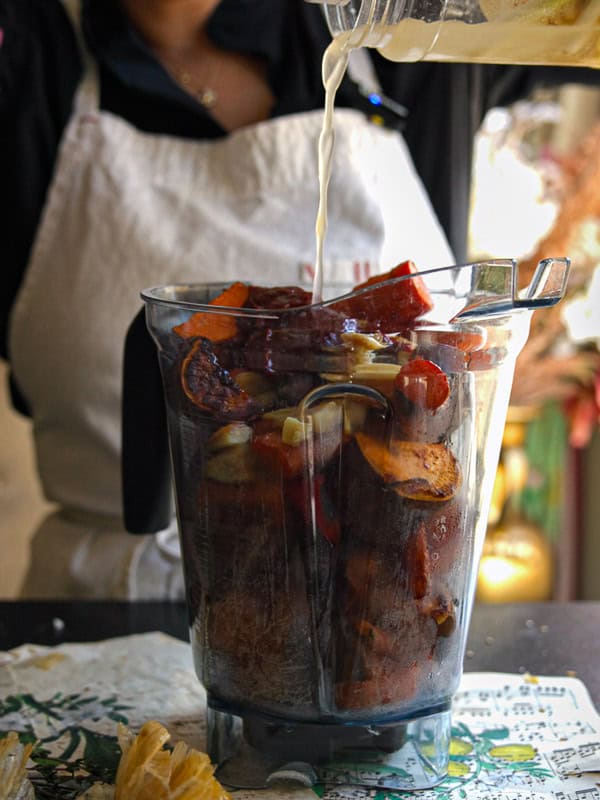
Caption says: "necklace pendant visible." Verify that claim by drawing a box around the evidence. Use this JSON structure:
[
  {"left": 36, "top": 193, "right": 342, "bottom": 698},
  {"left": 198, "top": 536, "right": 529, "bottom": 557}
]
[{"left": 198, "top": 88, "right": 218, "bottom": 108}]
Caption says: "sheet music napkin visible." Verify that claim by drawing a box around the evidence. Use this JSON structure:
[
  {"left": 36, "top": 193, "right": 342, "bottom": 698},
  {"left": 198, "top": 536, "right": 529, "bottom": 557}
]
[{"left": 1, "top": 632, "right": 600, "bottom": 799}]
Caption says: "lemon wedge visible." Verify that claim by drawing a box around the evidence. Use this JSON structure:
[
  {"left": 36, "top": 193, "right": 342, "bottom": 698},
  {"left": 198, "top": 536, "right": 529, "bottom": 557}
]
[{"left": 78, "top": 721, "right": 231, "bottom": 800}]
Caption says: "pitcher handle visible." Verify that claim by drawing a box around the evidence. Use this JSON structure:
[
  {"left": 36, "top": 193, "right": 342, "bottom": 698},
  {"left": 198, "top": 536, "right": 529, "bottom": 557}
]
[{"left": 122, "top": 307, "right": 173, "bottom": 534}]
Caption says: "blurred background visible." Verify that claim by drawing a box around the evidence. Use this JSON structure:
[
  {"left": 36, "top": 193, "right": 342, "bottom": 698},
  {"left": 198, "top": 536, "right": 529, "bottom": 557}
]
[
  {"left": 469, "top": 82, "right": 600, "bottom": 604},
  {"left": 1, "top": 81, "right": 599, "bottom": 602}
]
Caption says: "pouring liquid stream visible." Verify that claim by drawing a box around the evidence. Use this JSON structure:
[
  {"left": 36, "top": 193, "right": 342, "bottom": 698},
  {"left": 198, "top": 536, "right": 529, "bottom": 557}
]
[
  {"left": 312, "top": 36, "right": 349, "bottom": 304},
  {"left": 313, "top": 21, "right": 376, "bottom": 303}
]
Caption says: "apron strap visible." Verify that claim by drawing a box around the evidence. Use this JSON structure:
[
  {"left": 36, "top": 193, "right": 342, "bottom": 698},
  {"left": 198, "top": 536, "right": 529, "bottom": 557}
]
[{"left": 60, "top": 0, "right": 100, "bottom": 114}]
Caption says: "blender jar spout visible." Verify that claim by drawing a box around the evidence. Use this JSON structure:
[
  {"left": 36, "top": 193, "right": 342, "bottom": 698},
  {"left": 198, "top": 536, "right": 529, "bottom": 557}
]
[
  {"left": 522, "top": 257, "right": 571, "bottom": 306},
  {"left": 451, "top": 257, "right": 570, "bottom": 321}
]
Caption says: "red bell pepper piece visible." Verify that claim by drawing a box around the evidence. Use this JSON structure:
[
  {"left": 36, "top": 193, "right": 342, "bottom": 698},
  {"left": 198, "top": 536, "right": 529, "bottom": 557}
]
[{"left": 394, "top": 357, "right": 450, "bottom": 410}]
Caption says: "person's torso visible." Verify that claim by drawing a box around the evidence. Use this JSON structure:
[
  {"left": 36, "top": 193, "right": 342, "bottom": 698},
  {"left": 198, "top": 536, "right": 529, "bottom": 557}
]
[{"left": 8, "top": 0, "right": 453, "bottom": 525}]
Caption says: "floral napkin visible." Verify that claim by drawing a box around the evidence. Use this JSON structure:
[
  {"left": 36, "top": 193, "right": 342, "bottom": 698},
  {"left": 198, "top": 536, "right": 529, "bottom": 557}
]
[{"left": 1, "top": 632, "right": 600, "bottom": 799}]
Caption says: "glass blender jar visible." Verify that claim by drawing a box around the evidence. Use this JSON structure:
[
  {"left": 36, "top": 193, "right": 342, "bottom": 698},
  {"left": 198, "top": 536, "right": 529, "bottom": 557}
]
[{"left": 141, "top": 257, "right": 569, "bottom": 792}]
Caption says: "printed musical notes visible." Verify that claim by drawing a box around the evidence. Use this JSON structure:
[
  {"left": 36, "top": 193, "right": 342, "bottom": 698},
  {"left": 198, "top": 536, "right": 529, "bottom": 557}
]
[
  {"left": 319, "top": 674, "right": 600, "bottom": 800},
  {"left": 240, "top": 672, "right": 600, "bottom": 800}
]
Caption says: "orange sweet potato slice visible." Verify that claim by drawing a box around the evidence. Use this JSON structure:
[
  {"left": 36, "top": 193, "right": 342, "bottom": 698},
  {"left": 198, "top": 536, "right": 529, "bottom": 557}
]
[
  {"left": 355, "top": 432, "right": 461, "bottom": 502},
  {"left": 174, "top": 282, "right": 249, "bottom": 341},
  {"left": 334, "top": 260, "right": 434, "bottom": 331},
  {"left": 353, "top": 260, "right": 423, "bottom": 292}
]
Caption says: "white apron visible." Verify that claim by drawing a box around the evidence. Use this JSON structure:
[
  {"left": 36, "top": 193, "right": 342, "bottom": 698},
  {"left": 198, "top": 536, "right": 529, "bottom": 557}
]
[{"left": 9, "top": 0, "right": 453, "bottom": 599}]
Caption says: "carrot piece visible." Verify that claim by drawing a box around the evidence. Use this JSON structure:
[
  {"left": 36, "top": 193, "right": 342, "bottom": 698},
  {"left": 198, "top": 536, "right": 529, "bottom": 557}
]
[
  {"left": 408, "top": 524, "right": 431, "bottom": 600},
  {"left": 173, "top": 282, "right": 249, "bottom": 341}
]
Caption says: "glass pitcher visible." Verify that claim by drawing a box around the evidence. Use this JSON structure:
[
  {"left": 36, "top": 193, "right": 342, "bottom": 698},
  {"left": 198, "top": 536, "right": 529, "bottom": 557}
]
[
  {"left": 308, "top": 0, "right": 600, "bottom": 67},
  {"left": 141, "top": 257, "right": 568, "bottom": 791}
]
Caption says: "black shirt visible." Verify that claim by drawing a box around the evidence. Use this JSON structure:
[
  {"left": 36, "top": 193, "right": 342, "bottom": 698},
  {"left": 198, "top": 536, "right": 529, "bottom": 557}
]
[
  {"left": 0, "top": 0, "right": 334, "bottom": 360},
  {"left": 1, "top": 0, "right": 596, "bottom": 363}
]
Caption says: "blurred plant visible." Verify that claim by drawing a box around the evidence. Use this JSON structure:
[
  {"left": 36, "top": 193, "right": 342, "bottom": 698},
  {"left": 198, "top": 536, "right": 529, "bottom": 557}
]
[
  {"left": 471, "top": 98, "right": 600, "bottom": 447},
  {"left": 514, "top": 122, "right": 600, "bottom": 447}
]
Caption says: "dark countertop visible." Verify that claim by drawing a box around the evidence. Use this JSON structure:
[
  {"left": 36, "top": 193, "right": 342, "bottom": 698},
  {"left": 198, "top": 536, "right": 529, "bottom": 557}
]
[{"left": 1, "top": 600, "right": 598, "bottom": 707}]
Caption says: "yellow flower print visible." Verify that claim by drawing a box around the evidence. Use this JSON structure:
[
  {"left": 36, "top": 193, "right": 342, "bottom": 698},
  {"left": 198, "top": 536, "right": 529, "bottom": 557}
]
[
  {"left": 447, "top": 760, "right": 471, "bottom": 777},
  {"left": 488, "top": 744, "right": 537, "bottom": 762},
  {"left": 449, "top": 738, "right": 474, "bottom": 756}
]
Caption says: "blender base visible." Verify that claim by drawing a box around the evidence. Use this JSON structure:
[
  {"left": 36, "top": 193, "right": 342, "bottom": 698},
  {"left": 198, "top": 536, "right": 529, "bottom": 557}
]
[{"left": 208, "top": 702, "right": 451, "bottom": 791}]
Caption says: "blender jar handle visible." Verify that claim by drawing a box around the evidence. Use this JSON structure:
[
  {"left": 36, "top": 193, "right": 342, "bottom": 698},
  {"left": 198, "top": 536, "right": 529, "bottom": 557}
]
[{"left": 121, "top": 306, "right": 173, "bottom": 534}]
